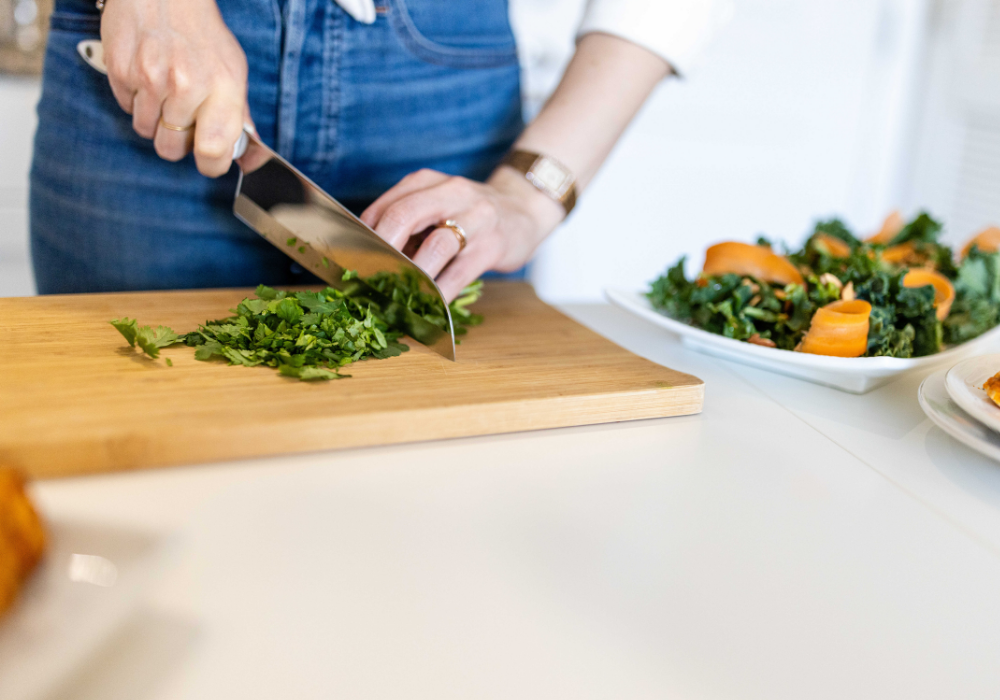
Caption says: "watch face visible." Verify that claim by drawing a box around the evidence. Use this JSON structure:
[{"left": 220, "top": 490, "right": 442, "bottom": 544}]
[{"left": 529, "top": 157, "right": 573, "bottom": 197}]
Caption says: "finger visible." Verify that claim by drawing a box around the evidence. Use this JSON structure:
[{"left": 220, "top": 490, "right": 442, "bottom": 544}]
[
  {"left": 373, "top": 178, "right": 480, "bottom": 250},
  {"left": 103, "top": 35, "right": 138, "bottom": 114},
  {"left": 153, "top": 118, "right": 195, "bottom": 162},
  {"left": 108, "top": 80, "right": 137, "bottom": 116},
  {"left": 131, "top": 88, "right": 164, "bottom": 140},
  {"left": 411, "top": 227, "right": 463, "bottom": 279},
  {"left": 154, "top": 78, "right": 205, "bottom": 162},
  {"left": 360, "top": 169, "right": 450, "bottom": 229},
  {"left": 192, "top": 90, "right": 245, "bottom": 178},
  {"left": 129, "top": 43, "right": 168, "bottom": 139},
  {"left": 435, "top": 247, "right": 493, "bottom": 302}
]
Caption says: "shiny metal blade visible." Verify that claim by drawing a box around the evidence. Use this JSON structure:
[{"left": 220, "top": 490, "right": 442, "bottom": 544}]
[{"left": 233, "top": 131, "right": 456, "bottom": 360}]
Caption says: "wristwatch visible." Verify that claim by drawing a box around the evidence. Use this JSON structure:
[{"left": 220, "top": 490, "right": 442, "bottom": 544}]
[{"left": 501, "top": 150, "right": 577, "bottom": 216}]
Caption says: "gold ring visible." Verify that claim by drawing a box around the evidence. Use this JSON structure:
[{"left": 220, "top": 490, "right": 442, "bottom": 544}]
[
  {"left": 159, "top": 118, "right": 194, "bottom": 132},
  {"left": 441, "top": 219, "right": 467, "bottom": 252}
]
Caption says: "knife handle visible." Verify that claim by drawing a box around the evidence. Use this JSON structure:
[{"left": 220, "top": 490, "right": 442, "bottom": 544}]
[{"left": 232, "top": 124, "right": 257, "bottom": 161}]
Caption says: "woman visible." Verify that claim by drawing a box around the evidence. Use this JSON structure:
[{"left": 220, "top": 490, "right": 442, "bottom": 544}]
[{"left": 30, "top": 0, "right": 718, "bottom": 301}]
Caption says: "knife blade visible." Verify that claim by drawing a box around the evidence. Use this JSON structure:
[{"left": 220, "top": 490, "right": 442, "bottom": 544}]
[{"left": 232, "top": 129, "right": 456, "bottom": 361}]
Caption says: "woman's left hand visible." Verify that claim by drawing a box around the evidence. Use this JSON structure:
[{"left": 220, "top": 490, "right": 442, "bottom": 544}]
[{"left": 360, "top": 167, "right": 565, "bottom": 302}]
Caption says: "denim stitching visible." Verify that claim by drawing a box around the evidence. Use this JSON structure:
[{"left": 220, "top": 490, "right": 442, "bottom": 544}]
[
  {"left": 314, "top": 3, "right": 342, "bottom": 165},
  {"left": 388, "top": 0, "right": 517, "bottom": 69},
  {"left": 277, "top": 0, "right": 307, "bottom": 158}
]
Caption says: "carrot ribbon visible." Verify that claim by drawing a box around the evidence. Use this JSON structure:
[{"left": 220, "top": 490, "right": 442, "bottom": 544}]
[
  {"left": 798, "top": 300, "right": 872, "bottom": 358},
  {"left": 902, "top": 269, "right": 955, "bottom": 321},
  {"left": 703, "top": 242, "right": 805, "bottom": 287}
]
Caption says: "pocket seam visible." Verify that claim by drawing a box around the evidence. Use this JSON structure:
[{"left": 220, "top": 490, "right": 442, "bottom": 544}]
[
  {"left": 388, "top": 0, "right": 518, "bottom": 69},
  {"left": 49, "top": 12, "right": 101, "bottom": 34}
]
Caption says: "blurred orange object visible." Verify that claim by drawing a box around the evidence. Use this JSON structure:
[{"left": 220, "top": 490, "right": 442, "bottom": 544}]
[
  {"left": 902, "top": 269, "right": 955, "bottom": 321},
  {"left": 960, "top": 226, "right": 1000, "bottom": 259},
  {"left": 881, "top": 241, "right": 920, "bottom": 266},
  {"left": 867, "top": 211, "right": 905, "bottom": 245},
  {"left": 812, "top": 233, "right": 851, "bottom": 258},
  {"left": 703, "top": 242, "right": 805, "bottom": 287},
  {"left": 984, "top": 372, "right": 1000, "bottom": 408},
  {"left": 0, "top": 469, "right": 46, "bottom": 617},
  {"left": 798, "top": 300, "right": 872, "bottom": 358}
]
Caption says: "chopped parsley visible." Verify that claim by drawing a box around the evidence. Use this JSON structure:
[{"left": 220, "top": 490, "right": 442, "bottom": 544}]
[{"left": 112, "top": 272, "right": 483, "bottom": 380}]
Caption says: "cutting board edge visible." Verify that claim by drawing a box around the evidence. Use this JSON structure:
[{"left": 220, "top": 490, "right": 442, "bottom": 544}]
[{"left": 5, "top": 382, "right": 704, "bottom": 480}]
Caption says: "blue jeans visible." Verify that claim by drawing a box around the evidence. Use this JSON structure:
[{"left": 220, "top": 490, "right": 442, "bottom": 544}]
[{"left": 31, "top": 0, "right": 524, "bottom": 293}]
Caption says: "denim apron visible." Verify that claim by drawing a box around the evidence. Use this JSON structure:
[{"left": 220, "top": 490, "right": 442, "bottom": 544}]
[{"left": 30, "top": 0, "right": 524, "bottom": 292}]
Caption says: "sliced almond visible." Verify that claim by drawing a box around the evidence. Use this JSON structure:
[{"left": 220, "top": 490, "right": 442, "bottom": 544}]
[
  {"left": 748, "top": 333, "right": 777, "bottom": 348},
  {"left": 841, "top": 281, "right": 855, "bottom": 301},
  {"left": 819, "top": 273, "right": 843, "bottom": 291}
]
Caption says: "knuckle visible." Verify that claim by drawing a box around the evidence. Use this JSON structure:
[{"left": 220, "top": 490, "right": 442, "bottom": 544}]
[
  {"left": 139, "top": 64, "right": 165, "bottom": 92},
  {"left": 167, "top": 66, "right": 192, "bottom": 95},
  {"left": 105, "top": 55, "right": 127, "bottom": 83},
  {"left": 471, "top": 198, "right": 497, "bottom": 221}
]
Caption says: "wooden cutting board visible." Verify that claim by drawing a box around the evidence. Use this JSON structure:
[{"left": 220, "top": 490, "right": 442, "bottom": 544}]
[{"left": 0, "top": 283, "right": 703, "bottom": 479}]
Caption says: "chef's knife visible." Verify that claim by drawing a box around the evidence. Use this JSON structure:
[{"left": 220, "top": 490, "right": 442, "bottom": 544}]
[
  {"left": 232, "top": 129, "right": 457, "bottom": 360},
  {"left": 76, "top": 44, "right": 455, "bottom": 359}
]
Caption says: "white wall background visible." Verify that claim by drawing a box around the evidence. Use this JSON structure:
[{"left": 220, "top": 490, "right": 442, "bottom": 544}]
[
  {"left": 520, "top": 0, "right": 934, "bottom": 302},
  {"left": 0, "top": 76, "right": 38, "bottom": 297},
  {"left": 0, "top": 0, "right": 996, "bottom": 301},
  {"left": 906, "top": 0, "right": 1000, "bottom": 246}
]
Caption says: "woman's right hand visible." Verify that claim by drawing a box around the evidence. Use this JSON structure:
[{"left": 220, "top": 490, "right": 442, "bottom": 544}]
[{"left": 101, "top": 0, "right": 249, "bottom": 177}]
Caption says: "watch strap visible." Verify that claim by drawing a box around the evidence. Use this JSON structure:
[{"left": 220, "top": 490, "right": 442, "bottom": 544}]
[{"left": 501, "top": 150, "right": 577, "bottom": 216}]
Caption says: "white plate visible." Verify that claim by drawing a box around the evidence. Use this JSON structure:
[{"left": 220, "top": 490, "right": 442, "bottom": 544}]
[
  {"left": 945, "top": 354, "right": 1000, "bottom": 434},
  {"left": 0, "top": 520, "right": 168, "bottom": 700},
  {"left": 606, "top": 287, "right": 1000, "bottom": 394},
  {"left": 919, "top": 369, "right": 1000, "bottom": 463}
]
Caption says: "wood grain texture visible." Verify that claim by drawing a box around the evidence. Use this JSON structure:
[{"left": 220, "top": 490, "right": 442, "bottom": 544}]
[{"left": 0, "top": 283, "right": 703, "bottom": 479}]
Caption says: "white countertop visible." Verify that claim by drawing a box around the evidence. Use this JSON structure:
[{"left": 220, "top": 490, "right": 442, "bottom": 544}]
[{"left": 32, "top": 303, "right": 1000, "bottom": 699}]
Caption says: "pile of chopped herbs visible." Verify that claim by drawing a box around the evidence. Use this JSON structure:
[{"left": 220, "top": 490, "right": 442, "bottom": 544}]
[
  {"left": 111, "top": 271, "right": 483, "bottom": 381},
  {"left": 647, "top": 212, "right": 1000, "bottom": 358}
]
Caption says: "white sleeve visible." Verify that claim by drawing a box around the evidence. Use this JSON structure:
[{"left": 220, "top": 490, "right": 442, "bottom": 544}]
[{"left": 577, "top": 0, "right": 725, "bottom": 77}]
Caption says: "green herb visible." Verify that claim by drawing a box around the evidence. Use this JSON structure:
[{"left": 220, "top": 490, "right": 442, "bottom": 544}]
[
  {"left": 165, "top": 358, "right": 173, "bottom": 367},
  {"left": 110, "top": 272, "right": 484, "bottom": 380},
  {"left": 109, "top": 318, "right": 178, "bottom": 359},
  {"left": 647, "top": 212, "right": 1000, "bottom": 358}
]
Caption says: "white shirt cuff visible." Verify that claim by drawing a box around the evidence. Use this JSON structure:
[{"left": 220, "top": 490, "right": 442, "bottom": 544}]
[{"left": 577, "top": 0, "right": 725, "bottom": 77}]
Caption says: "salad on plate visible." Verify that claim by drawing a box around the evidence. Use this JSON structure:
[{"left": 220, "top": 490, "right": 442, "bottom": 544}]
[{"left": 648, "top": 213, "right": 1000, "bottom": 360}]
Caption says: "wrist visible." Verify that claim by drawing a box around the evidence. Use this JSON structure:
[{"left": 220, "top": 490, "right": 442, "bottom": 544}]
[{"left": 489, "top": 165, "right": 566, "bottom": 242}]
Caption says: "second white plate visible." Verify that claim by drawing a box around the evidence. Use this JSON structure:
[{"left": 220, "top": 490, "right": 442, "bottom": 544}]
[
  {"left": 920, "top": 368, "right": 1000, "bottom": 463},
  {"left": 945, "top": 354, "right": 1000, "bottom": 434},
  {"left": 606, "top": 287, "right": 1000, "bottom": 394}
]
